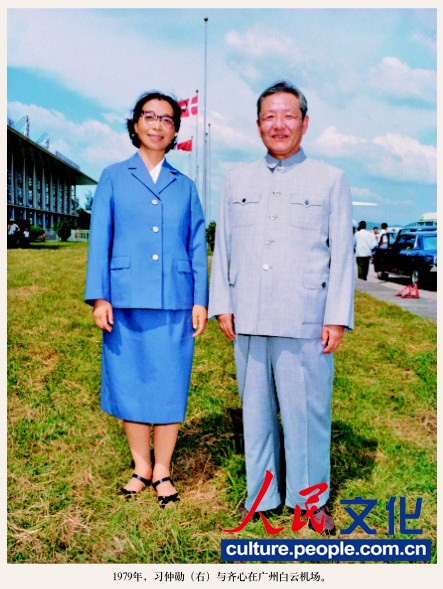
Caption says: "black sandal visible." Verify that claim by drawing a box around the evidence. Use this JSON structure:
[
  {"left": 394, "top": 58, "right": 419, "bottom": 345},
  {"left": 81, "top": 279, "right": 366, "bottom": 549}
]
[
  {"left": 118, "top": 474, "right": 152, "bottom": 498},
  {"left": 152, "top": 477, "right": 180, "bottom": 508}
]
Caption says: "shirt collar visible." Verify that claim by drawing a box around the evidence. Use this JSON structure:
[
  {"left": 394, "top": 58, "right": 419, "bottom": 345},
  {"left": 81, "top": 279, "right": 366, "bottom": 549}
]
[{"left": 265, "top": 148, "right": 306, "bottom": 171}]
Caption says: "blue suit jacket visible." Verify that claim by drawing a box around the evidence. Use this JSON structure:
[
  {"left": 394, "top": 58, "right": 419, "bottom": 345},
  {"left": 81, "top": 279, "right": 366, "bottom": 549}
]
[{"left": 85, "top": 152, "right": 208, "bottom": 309}]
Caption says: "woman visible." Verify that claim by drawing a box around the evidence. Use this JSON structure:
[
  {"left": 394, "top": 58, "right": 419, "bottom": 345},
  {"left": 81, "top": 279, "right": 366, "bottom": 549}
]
[{"left": 85, "top": 91, "right": 208, "bottom": 507}]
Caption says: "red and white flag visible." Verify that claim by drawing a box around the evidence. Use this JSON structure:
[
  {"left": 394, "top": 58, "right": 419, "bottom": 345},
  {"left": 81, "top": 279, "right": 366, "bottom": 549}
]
[
  {"left": 177, "top": 139, "right": 193, "bottom": 152},
  {"left": 178, "top": 95, "right": 198, "bottom": 118}
]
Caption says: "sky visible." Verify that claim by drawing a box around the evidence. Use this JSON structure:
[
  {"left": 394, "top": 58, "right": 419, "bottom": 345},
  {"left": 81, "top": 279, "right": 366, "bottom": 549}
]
[{"left": 7, "top": 7, "right": 437, "bottom": 225}]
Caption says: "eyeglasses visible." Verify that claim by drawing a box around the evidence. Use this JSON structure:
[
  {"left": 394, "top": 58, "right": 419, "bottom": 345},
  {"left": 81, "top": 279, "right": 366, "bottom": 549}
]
[{"left": 139, "top": 110, "right": 175, "bottom": 129}]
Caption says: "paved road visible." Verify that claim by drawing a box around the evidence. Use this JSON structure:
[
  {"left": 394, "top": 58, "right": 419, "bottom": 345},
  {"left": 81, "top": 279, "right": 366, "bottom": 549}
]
[{"left": 354, "top": 263, "right": 437, "bottom": 322}]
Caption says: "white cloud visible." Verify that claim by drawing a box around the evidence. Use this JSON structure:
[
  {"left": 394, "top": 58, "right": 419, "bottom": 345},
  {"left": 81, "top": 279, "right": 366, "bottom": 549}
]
[
  {"left": 313, "top": 126, "right": 436, "bottom": 185},
  {"left": 411, "top": 32, "right": 436, "bottom": 54},
  {"left": 351, "top": 186, "right": 413, "bottom": 208},
  {"left": 226, "top": 27, "right": 303, "bottom": 61},
  {"left": 370, "top": 132, "right": 436, "bottom": 184},
  {"left": 312, "top": 126, "right": 368, "bottom": 158},
  {"left": 225, "top": 25, "right": 305, "bottom": 89},
  {"left": 351, "top": 187, "right": 380, "bottom": 200},
  {"left": 8, "top": 10, "right": 201, "bottom": 110},
  {"left": 7, "top": 101, "right": 131, "bottom": 177},
  {"left": 369, "top": 57, "right": 436, "bottom": 105},
  {"left": 102, "top": 111, "right": 125, "bottom": 125}
]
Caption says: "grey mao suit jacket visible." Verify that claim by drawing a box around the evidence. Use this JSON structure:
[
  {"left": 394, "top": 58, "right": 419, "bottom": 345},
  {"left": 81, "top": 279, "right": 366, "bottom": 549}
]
[{"left": 208, "top": 149, "right": 354, "bottom": 339}]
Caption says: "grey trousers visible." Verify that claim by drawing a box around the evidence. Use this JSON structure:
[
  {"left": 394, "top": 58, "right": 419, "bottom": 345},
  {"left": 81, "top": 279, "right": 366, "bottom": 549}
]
[{"left": 233, "top": 335, "right": 334, "bottom": 510}]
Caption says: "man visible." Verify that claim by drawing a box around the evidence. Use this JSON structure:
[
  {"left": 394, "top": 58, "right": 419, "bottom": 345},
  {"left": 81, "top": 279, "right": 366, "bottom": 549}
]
[
  {"left": 377, "top": 222, "right": 388, "bottom": 245},
  {"left": 354, "top": 220, "right": 377, "bottom": 280},
  {"left": 7, "top": 218, "right": 20, "bottom": 249},
  {"left": 377, "top": 222, "right": 389, "bottom": 250},
  {"left": 209, "top": 81, "right": 354, "bottom": 533}
]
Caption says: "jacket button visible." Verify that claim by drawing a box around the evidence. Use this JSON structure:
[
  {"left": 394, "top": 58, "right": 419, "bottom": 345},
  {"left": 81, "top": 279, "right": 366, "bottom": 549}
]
[
  {"left": 262, "top": 263, "right": 270, "bottom": 270},
  {"left": 273, "top": 191, "right": 281, "bottom": 196},
  {"left": 152, "top": 254, "right": 159, "bottom": 261},
  {"left": 151, "top": 199, "right": 158, "bottom": 205},
  {"left": 242, "top": 198, "right": 246, "bottom": 203},
  {"left": 305, "top": 200, "right": 310, "bottom": 205},
  {"left": 322, "top": 282, "right": 326, "bottom": 288},
  {"left": 153, "top": 226, "right": 159, "bottom": 232},
  {"left": 270, "top": 215, "right": 278, "bottom": 220}
]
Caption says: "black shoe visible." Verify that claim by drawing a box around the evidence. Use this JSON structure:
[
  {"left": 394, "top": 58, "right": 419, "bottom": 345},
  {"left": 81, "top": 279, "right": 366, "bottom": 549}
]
[
  {"left": 152, "top": 477, "right": 180, "bottom": 509},
  {"left": 117, "top": 473, "right": 152, "bottom": 499},
  {"left": 307, "top": 504, "right": 336, "bottom": 535}
]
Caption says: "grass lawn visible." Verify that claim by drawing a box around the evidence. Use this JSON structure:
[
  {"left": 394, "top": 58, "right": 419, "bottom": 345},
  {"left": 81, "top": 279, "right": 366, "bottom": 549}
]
[{"left": 7, "top": 242, "right": 436, "bottom": 563}]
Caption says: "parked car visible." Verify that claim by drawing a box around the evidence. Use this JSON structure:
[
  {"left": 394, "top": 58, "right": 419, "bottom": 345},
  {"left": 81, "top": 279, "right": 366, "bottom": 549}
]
[{"left": 373, "top": 229, "right": 437, "bottom": 286}]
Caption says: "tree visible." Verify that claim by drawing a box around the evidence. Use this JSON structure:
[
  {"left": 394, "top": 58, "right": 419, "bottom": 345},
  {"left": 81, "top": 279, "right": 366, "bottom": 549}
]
[
  {"left": 84, "top": 189, "right": 94, "bottom": 212},
  {"left": 76, "top": 208, "right": 91, "bottom": 229},
  {"left": 71, "top": 194, "right": 80, "bottom": 211},
  {"left": 206, "top": 221, "right": 216, "bottom": 252}
]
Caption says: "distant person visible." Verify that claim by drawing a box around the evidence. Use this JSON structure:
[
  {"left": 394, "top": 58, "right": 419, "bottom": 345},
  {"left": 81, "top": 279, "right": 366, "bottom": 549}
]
[
  {"left": 22, "top": 228, "right": 30, "bottom": 248},
  {"left": 378, "top": 222, "right": 388, "bottom": 241},
  {"left": 377, "top": 222, "right": 389, "bottom": 249},
  {"left": 354, "top": 220, "right": 377, "bottom": 280},
  {"left": 7, "top": 219, "right": 19, "bottom": 248},
  {"left": 85, "top": 91, "right": 208, "bottom": 507},
  {"left": 372, "top": 227, "right": 379, "bottom": 252}
]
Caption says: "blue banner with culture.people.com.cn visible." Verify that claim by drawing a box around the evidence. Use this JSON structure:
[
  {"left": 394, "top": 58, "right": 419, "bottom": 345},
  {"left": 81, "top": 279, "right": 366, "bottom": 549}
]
[
  {"left": 221, "top": 539, "right": 431, "bottom": 562},
  {"left": 222, "top": 470, "right": 430, "bottom": 562}
]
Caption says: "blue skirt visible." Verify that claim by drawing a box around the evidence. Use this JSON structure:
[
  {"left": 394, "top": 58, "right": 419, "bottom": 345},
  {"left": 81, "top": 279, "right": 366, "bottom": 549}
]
[{"left": 101, "top": 309, "right": 194, "bottom": 424}]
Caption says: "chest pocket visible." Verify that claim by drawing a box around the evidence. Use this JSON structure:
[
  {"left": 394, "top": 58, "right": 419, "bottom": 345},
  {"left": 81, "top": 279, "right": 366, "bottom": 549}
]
[
  {"left": 231, "top": 193, "right": 262, "bottom": 227},
  {"left": 289, "top": 194, "right": 324, "bottom": 230}
]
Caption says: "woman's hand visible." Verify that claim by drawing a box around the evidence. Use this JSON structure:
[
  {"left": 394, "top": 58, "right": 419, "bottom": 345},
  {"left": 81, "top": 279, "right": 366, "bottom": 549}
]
[
  {"left": 192, "top": 305, "right": 207, "bottom": 338},
  {"left": 92, "top": 299, "right": 114, "bottom": 333}
]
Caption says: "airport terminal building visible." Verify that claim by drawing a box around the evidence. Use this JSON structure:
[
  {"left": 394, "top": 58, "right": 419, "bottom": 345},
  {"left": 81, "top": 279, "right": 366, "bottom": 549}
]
[{"left": 7, "top": 122, "right": 97, "bottom": 229}]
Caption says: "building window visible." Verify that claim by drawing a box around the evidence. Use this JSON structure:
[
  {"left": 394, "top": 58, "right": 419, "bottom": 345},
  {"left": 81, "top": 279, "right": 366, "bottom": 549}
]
[
  {"left": 51, "top": 179, "right": 56, "bottom": 211},
  {"left": 7, "top": 169, "right": 13, "bottom": 203},
  {"left": 45, "top": 179, "right": 50, "bottom": 209},
  {"left": 71, "top": 185, "right": 77, "bottom": 212},
  {"left": 58, "top": 183, "right": 63, "bottom": 212},
  {"left": 16, "top": 171, "right": 23, "bottom": 206},
  {"left": 36, "top": 177, "right": 42, "bottom": 209},
  {"left": 27, "top": 173, "right": 33, "bottom": 208}
]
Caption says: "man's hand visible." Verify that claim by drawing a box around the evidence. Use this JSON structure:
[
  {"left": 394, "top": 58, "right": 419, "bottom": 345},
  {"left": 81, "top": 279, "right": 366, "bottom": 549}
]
[
  {"left": 92, "top": 299, "right": 114, "bottom": 333},
  {"left": 321, "top": 324, "right": 345, "bottom": 354},
  {"left": 192, "top": 305, "right": 208, "bottom": 338},
  {"left": 217, "top": 313, "right": 235, "bottom": 340}
]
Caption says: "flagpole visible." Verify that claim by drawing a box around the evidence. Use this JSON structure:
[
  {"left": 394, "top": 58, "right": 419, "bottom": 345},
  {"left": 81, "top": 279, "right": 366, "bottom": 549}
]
[
  {"left": 208, "top": 123, "right": 211, "bottom": 222},
  {"left": 202, "top": 17, "right": 208, "bottom": 219},
  {"left": 195, "top": 89, "right": 199, "bottom": 191},
  {"left": 189, "top": 135, "right": 193, "bottom": 176}
]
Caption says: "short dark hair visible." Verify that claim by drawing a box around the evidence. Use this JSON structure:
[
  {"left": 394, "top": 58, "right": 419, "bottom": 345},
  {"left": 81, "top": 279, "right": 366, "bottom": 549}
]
[
  {"left": 381, "top": 222, "right": 388, "bottom": 229},
  {"left": 358, "top": 220, "right": 367, "bottom": 230},
  {"left": 126, "top": 91, "right": 182, "bottom": 153},
  {"left": 257, "top": 81, "right": 308, "bottom": 120}
]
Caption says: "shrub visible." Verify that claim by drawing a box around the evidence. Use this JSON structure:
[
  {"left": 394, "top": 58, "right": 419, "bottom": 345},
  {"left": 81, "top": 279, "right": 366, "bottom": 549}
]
[
  {"left": 54, "top": 219, "right": 75, "bottom": 242},
  {"left": 30, "top": 225, "right": 45, "bottom": 242},
  {"left": 206, "top": 221, "right": 216, "bottom": 252}
]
